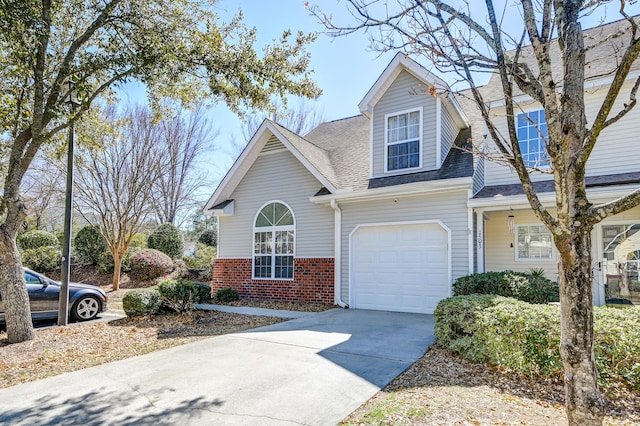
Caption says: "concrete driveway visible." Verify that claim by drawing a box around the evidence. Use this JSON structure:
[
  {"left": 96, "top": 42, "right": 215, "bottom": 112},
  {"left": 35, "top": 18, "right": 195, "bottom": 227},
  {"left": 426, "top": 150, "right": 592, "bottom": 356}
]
[{"left": 0, "top": 309, "right": 435, "bottom": 426}]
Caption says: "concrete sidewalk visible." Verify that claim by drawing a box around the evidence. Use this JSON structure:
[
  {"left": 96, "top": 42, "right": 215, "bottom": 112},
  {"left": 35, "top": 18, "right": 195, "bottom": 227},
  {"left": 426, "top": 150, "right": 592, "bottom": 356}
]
[
  {"left": 0, "top": 309, "right": 435, "bottom": 426},
  {"left": 195, "top": 303, "right": 316, "bottom": 319}
]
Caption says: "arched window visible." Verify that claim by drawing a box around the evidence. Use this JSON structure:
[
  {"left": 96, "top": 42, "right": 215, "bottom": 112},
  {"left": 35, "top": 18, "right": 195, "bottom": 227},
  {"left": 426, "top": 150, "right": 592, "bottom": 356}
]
[{"left": 253, "top": 202, "right": 295, "bottom": 279}]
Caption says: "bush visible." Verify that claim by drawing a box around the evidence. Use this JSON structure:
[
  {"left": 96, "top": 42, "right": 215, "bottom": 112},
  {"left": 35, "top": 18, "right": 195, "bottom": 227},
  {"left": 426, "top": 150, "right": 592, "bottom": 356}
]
[
  {"left": 97, "top": 248, "right": 137, "bottom": 274},
  {"left": 73, "top": 225, "right": 107, "bottom": 265},
  {"left": 147, "top": 224, "right": 184, "bottom": 259},
  {"left": 129, "top": 233, "right": 148, "bottom": 248},
  {"left": 22, "top": 246, "right": 62, "bottom": 273},
  {"left": 453, "top": 271, "right": 559, "bottom": 304},
  {"left": 434, "top": 296, "right": 640, "bottom": 391},
  {"left": 122, "top": 289, "right": 162, "bottom": 317},
  {"left": 182, "top": 243, "right": 217, "bottom": 270},
  {"left": 18, "top": 230, "right": 59, "bottom": 250},
  {"left": 216, "top": 287, "right": 239, "bottom": 302},
  {"left": 197, "top": 229, "right": 217, "bottom": 247},
  {"left": 129, "top": 248, "right": 173, "bottom": 281},
  {"left": 157, "top": 279, "right": 211, "bottom": 312}
]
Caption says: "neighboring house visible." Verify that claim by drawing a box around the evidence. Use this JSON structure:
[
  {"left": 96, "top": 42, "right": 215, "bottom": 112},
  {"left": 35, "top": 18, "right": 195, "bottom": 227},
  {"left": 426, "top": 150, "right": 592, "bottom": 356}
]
[{"left": 205, "top": 18, "right": 640, "bottom": 313}]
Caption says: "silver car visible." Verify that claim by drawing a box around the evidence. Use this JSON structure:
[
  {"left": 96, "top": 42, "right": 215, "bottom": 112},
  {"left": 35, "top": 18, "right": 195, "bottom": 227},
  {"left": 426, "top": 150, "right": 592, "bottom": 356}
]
[{"left": 0, "top": 268, "right": 108, "bottom": 323}]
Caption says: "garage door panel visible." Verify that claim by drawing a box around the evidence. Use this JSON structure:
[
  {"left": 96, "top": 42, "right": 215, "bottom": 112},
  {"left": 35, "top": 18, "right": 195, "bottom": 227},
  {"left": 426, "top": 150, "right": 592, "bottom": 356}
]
[{"left": 351, "top": 223, "right": 450, "bottom": 314}]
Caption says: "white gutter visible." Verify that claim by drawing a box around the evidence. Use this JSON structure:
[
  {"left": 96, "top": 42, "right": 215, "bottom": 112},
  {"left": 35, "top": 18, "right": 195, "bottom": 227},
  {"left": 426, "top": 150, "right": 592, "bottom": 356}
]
[
  {"left": 468, "top": 184, "right": 640, "bottom": 209},
  {"left": 311, "top": 177, "right": 473, "bottom": 205},
  {"left": 330, "top": 199, "right": 348, "bottom": 308}
]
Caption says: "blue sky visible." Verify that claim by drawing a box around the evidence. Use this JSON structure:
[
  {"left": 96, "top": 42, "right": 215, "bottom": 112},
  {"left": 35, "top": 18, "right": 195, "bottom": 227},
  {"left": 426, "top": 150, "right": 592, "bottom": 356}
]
[{"left": 120, "top": 1, "right": 637, "bottom": 195}]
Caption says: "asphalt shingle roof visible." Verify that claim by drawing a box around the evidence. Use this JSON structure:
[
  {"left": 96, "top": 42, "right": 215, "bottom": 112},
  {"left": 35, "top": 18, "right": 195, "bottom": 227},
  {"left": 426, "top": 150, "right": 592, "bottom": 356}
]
[{"left": 474, "top": 172, "right": 640, "bottom": 199}]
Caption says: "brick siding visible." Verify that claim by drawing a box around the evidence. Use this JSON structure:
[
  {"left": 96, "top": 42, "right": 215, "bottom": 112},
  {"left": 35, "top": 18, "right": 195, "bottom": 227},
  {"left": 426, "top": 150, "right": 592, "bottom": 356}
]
[{"left": 211, "top": 258, "right": 334, "bottom": 303}]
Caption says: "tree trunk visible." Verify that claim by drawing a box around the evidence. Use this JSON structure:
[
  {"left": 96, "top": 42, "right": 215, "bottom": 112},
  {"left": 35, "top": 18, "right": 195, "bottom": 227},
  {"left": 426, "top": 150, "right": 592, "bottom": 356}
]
[
  {"left": 0, "top": 227, "right": 36, "bottom": 343},
  {"left": 556, "top": 230, "right": 605, "bottom": 425},
  {"left": 112, "top": 252, "right": 122, "bottom": 291}
]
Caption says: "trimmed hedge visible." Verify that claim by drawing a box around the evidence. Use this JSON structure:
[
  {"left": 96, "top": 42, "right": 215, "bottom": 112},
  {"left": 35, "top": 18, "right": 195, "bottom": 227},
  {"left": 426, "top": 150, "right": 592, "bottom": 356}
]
[
  {"left": 129, "top": 248, "right": 173, "bottom": 281},
  {"left": 18, "top": 230, "right": 59, "bottom": 250},
  {"left": 74, "top": 225, "right": 107, "bottom": 266},
  {"left": 22, "top": 246, "right": 62, "bottom": 273},
  {"left": 123, "top": 289, "right": 163, "bottom": 317},
  {"left": 434, "top": 295, "right": 640, "bottom": 391},
  {"left": 216, "top": 287, "right": 239, "bottom": 302},
  {"left": 453, "top": 271, "right": 559, "bottom": 304},
  {"left": 147, "top": 224, "right": 184, "bottom": 259},
  {"left": 157, "top": 279, "right": 212, "bottom": 312}
]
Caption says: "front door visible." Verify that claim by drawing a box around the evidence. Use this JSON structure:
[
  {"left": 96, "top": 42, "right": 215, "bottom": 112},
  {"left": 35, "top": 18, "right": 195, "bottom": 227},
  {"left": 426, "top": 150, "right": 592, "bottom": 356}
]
[{"left": 600, "top": 223, "right": 640, "bottom": 305}]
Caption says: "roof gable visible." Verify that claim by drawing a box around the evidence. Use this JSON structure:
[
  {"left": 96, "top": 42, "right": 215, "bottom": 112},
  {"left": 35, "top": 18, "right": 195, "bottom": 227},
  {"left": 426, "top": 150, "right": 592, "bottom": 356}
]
[
  {"left": 204, "top": 119, "right": 339, "bottom": 213},
  {"left": 358, "top": 52, "right": 469, "bottom": 128}
]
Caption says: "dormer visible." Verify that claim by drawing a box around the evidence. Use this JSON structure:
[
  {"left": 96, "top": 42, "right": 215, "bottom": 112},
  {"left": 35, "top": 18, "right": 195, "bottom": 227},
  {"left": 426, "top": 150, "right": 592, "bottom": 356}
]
[{"left": 359, "top": 53, "right": 469, "bottom": 179}]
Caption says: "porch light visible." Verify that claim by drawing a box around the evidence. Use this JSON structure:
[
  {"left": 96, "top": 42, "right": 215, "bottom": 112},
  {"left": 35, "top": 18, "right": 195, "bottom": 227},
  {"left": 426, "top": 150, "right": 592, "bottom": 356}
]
[{"left": 508, "top": 215, "right": 515, "bottom": 234}]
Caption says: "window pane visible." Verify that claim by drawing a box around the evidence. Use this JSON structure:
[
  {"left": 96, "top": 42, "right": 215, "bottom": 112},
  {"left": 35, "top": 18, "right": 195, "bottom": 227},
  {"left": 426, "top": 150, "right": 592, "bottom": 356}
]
[
  {"left": 254, "top": 256, "right": 272, "bottom": 278},
  {"left": 275, "top": 256, "right": 294, "bottom": 279},
  {"left": 518, "top": 225, "right": 553, "bottom": 259}
]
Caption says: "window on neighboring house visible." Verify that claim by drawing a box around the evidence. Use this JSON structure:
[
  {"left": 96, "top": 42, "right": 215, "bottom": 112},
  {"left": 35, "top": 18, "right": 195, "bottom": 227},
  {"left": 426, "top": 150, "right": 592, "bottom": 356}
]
[
  {"left": 516, "top": 224, "right": 554, "bottom": 260},
  {"left": 517, "top": 109, "right": 550, "bottom": 168},
  {"left": 253, "top": 202, "right": 295, "bottom": 279},
  {"left": 386, "top": 109, "right": 421, "bottom": 171}
]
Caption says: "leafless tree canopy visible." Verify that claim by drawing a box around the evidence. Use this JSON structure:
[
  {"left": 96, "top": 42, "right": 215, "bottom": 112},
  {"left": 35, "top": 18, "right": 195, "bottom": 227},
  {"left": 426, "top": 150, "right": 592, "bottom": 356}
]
[
  {"left": 152, "top": 104, "right": 217, "bottom": 226},
  {"left": 74, "top": 106, "right": 163, "bottom": 290}
]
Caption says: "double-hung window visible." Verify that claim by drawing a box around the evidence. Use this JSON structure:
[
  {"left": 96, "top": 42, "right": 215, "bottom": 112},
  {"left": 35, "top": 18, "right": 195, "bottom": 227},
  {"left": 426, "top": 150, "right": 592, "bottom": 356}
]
[
  {"left": 517, "top": 110, "right": 549, "bottom": 168},
  {"left": 386, "top": 108, "right": 421, "bottom": 171},
  {"left": 516, "top": 224, "right": 554, "bottom": 261},
  {"left": 253, "top": 202, "right": 295, "bottom": 279}
]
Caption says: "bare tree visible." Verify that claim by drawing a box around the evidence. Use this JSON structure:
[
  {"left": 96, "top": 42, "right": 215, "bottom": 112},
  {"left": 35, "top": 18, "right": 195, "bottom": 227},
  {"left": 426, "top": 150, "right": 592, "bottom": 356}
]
[
  {"left": 153, "top": 105, "right": 216, "bottom": 226},
  {"left": 311, "top": 1, "right": 640, "bottom": 424},
  {"left": 74, "top": 106, "right": 163, "bottom": 290},
  {"left": 21, "top": 155, "right": 65, "bottom": 231}
]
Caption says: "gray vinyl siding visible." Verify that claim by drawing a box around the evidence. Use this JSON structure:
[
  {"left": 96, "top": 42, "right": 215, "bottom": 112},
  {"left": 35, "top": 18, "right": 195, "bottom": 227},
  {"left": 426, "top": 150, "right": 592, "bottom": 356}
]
[
  {"left": 372, "top": 70, "right": 438, "bottom": 176},
  {"left": 440, "top": 105, "right": 457, "bottom": 165},
  {"left": 339, "top": 190, "right": 471, "bottom": 303},
  {"left": 218, "top": 149, "right": 334, "bottom": 258},
  {"left": 484, "top": 79, "right": 640, "bottom": 186}
]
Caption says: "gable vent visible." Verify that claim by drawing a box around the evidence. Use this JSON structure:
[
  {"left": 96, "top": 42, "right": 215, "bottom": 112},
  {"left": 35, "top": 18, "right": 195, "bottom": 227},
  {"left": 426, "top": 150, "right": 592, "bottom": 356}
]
[{"left": 261, "top": 135, "right": 285, "bottom": 153}]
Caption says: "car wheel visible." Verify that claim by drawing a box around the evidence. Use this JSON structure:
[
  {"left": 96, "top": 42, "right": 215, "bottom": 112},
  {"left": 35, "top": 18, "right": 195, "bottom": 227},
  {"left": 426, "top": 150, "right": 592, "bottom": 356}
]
[{"left": 71, "top": 296, "right": 101, "bottom": 321}]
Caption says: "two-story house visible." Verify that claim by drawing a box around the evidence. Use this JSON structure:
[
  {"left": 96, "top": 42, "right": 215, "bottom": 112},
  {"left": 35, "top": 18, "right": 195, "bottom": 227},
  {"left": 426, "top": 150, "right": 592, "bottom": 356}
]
[{"left": 205, "top": 18, "right": 640, "bottom": 313}]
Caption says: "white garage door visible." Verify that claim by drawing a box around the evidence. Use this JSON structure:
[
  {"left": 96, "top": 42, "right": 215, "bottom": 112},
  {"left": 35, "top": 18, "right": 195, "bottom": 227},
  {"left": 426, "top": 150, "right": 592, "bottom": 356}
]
[{"left": 351, "top": 222, "right": 450, "bottom": 314}]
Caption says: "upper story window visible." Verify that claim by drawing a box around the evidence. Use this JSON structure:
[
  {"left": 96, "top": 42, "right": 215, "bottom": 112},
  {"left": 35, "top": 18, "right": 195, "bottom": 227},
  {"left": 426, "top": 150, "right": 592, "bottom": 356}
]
[
  {"left": 516, "top": 224, "right": 554, "bottom": 261},
  {"left": 517, "top": 110, "right": 550, "bottom": 168},
  {"left": 253, "top": 202, "right": 295, "bottom": 280},
  {"left": 386, "top": 108, "right": 422, "bottom": 172}
]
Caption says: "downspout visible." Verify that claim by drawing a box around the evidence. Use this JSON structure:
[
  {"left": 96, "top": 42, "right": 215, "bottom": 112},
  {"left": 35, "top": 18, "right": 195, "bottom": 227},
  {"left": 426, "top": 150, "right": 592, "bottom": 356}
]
[{"left": 330, "top": 199, "right": 348, "bottom": 308}]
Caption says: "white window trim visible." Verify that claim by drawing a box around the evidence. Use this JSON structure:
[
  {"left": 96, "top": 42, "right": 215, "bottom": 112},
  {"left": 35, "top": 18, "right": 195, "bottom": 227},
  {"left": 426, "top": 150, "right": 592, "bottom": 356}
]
[
  {"left": 515, "top": 108, "right": 551, "bottom": 170},
  {"left": 252, "top": 200, "right": 296, "bottom": 280},
  {"left": 514, "top": 223, "right": 556, "bottom": 262},
  {"left": 384, "top": 107, "right": 423, "bottom": 173}
]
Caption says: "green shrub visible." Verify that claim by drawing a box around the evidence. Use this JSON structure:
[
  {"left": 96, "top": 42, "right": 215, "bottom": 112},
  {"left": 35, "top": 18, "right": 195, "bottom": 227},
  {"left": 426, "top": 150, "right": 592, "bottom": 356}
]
[
  {"left": 147, "top": 224, "right": 184, "bottom": 259},
  {"left": 182, "top": 243, "right": 217, "bottom": 269},
  {"left": 73, "top": 225, "right": 107, "bottom": 265},
  {"left": 216, "top": 287, "right": 239, "bottom": 302},
  {"left": 21, "top": 246, "right": 62, "bottom": 273},
  {"left": 97, "top": 248, "right": 137, "bottom": 274},
  {"left": 129, "top": 233, "right": 148, "bottom": 248},
  {"left": 129, "top": 248, "right": 173, "bottom": 281},
  {"left": 453, "top": 271, "right": 559, "bottom": 304},
  {"left": 197, "top": 229, "right": 217, "bottom": 247},
  {"left": 434, "top": 296, "right": 640, "bottom": 391},
  {"left": 122, "top": 289, "right": 162, "bottom": 317},
  {"left": 157, "top": 279, "right": 211, "bottom": 312},
  {"left": 18, "top": 230, "right": 59, "bottom": 250}
]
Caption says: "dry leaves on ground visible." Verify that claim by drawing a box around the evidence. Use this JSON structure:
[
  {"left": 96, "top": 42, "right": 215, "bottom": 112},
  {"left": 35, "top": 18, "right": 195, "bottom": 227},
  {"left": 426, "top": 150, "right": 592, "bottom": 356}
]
[
  {"left": 343, "top": 346, "right": 640, "bottom": 426},
  {"left": 0, "top": 311, "right": 284, "bottom": 389}
]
